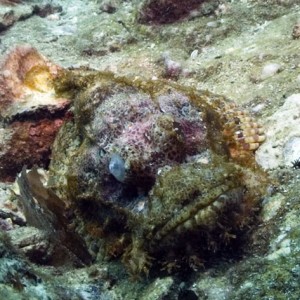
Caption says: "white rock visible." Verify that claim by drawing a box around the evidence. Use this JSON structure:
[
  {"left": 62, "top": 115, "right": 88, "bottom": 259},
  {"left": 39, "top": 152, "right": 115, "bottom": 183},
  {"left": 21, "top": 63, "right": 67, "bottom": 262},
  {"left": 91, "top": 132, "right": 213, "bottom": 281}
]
[
  {"left": 251, "top": 103, "right": 265, "bottom": 113},
  {"left": 283, "top": 136, "right": 300, "bottom": 166},
  {"left": 255, "top": 94, "right": 300, "bottom": 169},
  {"left": 261, "top": 63, "right": 281, "bottom": 80}
]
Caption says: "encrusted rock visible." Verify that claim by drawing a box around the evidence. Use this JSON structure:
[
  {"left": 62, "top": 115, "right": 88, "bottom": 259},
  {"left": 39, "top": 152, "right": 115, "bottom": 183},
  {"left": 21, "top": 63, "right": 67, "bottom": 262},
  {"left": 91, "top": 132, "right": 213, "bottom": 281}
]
[
  {"left": 0, "top": 1, "right": 33, "bottom": 32},
  {"left": 8, "top": 226, "right": 54, "bottom": 264},
  {"left": 255, "top": 93, "right": 300, "bottom": 169},
  {"left": 138, "top": 0, "right": 218, "bottom": 24},
  {"left": 0, "top": 46, "right": 71, "bottom": 181}
]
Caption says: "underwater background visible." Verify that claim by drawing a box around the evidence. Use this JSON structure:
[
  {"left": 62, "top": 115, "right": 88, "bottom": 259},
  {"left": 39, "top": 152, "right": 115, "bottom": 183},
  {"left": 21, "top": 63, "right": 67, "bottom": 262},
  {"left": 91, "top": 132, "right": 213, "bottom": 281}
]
[{"left": 1, "top": 0, "right": 300, "bottom": 299}]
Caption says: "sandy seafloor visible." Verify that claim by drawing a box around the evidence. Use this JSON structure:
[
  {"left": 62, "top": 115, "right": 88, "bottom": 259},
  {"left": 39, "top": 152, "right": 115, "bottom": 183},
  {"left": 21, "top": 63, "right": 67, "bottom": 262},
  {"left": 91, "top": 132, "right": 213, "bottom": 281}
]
[{"left": 1, "top": 0, "right": 300, "bottom": 299}]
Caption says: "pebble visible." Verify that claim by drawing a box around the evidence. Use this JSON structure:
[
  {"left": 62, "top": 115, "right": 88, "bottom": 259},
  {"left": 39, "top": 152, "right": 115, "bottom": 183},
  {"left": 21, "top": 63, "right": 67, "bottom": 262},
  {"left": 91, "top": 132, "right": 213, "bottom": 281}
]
[
  {"left": 283, "top": 136, "right": 300, "bottom": 166},
  {"left": 261, "top": 63, "right": 281, "bottom": 80}
]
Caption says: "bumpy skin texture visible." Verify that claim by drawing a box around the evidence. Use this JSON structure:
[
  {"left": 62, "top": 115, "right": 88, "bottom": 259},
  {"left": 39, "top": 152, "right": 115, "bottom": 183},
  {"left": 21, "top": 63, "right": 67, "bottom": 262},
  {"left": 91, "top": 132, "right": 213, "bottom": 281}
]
[
  {"left": 89, "top": 89, "right": 206, "bottom": 186},
  {"left": 49, "top": 70, "right": 267, "bottom": 277}
]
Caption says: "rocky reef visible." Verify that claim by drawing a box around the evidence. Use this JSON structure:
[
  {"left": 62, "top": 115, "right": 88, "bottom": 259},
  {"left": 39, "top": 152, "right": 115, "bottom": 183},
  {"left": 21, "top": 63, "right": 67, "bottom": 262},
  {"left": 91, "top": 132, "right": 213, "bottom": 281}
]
[{"left": 1, "top": 0, "right": 300, "bottom": 299}]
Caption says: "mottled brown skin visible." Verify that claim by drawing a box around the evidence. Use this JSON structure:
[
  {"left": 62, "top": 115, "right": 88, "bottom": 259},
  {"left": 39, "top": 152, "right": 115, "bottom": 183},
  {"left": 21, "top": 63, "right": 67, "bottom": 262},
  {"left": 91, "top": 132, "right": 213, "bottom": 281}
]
[
  {"left": 47, "top": 69, "right": 268, "bottom": 278},
  {"left": 0, "top": 48, "right": 267, "bottom": 277}
]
